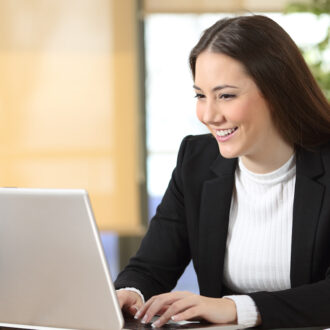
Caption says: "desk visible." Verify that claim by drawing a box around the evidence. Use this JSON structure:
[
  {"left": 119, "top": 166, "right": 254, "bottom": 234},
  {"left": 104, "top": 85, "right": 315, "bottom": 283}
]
[
  {"left": 123, "top": 319, "right": 326, "bottom": 329},
  {"left": 0, "top": 321, "right": 327, "bottom": 330},
  {"left": 124, "top": 318, "right": 238, "bottom": 329}
]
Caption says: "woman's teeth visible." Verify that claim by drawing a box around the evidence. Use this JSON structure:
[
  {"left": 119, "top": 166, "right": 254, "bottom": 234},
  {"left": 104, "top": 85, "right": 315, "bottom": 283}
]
[{"left": 216, "top": 128, "right": 237, "bottom": 137}]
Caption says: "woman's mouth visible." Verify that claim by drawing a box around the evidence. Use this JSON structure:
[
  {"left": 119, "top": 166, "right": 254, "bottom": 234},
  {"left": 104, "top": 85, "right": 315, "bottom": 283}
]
[{"left": 215, "top": 127, "right": 238, "bottom": 142}]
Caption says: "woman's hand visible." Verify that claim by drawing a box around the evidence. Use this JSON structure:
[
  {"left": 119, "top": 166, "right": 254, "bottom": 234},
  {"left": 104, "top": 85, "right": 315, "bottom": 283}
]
[
  {"left": 134, "top": 291, "right": 237, "bottom": 328},
  {"left": 116, "top": 290, "right": 144, "bottom": 318}
]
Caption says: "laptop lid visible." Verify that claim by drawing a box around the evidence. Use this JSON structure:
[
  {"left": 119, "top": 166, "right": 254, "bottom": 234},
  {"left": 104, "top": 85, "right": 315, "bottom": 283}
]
[{"left": 0, "top": 188, "right": 124, "bottom": 330}]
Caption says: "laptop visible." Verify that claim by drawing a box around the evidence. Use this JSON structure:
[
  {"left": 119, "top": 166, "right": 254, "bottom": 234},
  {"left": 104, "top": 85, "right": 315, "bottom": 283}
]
[
  {"left": 0, "top": 188, "right": 241, "bottom": 330},
  {"left": 0, "top": 188, "right": 123, "bottom": 330}
]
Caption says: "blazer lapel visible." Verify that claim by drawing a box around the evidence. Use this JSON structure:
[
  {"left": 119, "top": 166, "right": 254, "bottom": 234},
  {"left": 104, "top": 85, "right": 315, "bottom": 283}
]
[
  {"left": 291, "top": 147, "right": 325, "bottom": 287},
  {"left": 198, "top": 156, "right": 237, "bottom": 297}
]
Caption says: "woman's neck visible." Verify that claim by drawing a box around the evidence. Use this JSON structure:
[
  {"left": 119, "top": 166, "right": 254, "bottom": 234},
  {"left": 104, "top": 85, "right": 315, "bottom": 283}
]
[{"left": 240, "top": 143, "right": 294, "bottom": 174}]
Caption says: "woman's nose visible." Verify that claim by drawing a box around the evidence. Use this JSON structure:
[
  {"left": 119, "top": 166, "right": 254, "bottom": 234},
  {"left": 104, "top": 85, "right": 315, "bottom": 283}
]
[{"left": 202, "top": 100, "right": 223, "bottom": 124}]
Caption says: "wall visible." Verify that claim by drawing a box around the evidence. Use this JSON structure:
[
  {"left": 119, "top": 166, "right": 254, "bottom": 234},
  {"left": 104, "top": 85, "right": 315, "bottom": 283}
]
[
  {"left": 0, "top": 0, "right": 142, "bottom": 233},
  {"left": 143, "top": 0, "right": 310, "bottom": 12}
]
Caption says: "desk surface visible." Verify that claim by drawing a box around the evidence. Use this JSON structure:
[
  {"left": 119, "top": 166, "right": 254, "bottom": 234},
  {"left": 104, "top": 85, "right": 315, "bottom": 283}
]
[
  {"left": 124, "top": 318, "right": 239, "bottom": 329},
  {"left": 123, "top": 319, "right": 326, "bottom": 329},
  {"left": 0, "top": 320, "right": 327, "bottom": 330}
]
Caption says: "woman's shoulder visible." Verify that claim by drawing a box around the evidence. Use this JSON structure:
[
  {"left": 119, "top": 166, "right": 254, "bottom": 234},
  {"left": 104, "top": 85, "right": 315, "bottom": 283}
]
[
  {"left": 176, "top": 134, "right": 236, "bottom": 184},
  {"left": 320, "top": 141, "right": 330, "bottom": 165},
  {"left": 177, "top": 134, "right": 236, "bottom": 177},
  {"left": 296, "top": 141, "right": 330, "bottom": 177}
]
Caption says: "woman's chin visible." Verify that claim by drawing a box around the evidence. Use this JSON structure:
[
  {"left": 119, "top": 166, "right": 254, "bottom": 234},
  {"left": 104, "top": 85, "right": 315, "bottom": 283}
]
[{"left": 218, "top": 145, "right": 240, "bottom": 159}]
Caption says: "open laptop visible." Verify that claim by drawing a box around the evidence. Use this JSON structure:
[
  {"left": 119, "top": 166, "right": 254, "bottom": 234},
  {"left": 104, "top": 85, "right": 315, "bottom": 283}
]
[{"left": 0, "top": 188, "right": 241, "bottom": 330}]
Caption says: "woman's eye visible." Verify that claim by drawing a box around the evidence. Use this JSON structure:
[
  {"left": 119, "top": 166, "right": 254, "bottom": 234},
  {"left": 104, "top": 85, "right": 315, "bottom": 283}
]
[
  {"left": 194, "top": 93, "right": 205, "bottom": 99},
  {"left": 220, "top": 94, "right": 235, "bottom": 100}
]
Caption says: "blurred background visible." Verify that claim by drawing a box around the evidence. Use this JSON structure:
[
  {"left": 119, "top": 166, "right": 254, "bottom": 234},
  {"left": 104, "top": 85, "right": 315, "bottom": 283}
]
[{"left": 0, "top": 0, "right": 329, "bottom": 293}]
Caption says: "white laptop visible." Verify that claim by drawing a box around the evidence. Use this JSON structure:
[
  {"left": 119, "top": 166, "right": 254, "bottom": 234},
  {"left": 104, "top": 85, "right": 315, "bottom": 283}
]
[
  {"left": 0, "top": 188, "right": 123, "bottom": 330},
  {"left": 0, "top": 188, "right": 241, "bottom": 330}
]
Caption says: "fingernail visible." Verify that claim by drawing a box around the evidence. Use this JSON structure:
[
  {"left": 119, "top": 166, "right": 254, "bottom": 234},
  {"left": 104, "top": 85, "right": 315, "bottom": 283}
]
[
  {"left": 141, "top": 314, "right": 148, "bottom": 324},
  {"left": 171, "top": 315, "right": 177, "bottom": 321},
  {"left": 152, "top": 320, "right": 160, "bottom": 328},
  {"left": 134, "top": 310, "right": 141, "bottom": 319}
]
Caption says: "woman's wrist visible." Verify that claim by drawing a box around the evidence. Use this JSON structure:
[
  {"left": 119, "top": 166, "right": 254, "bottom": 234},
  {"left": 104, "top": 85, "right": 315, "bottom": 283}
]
[
  {"left": 223, "top": 295, "right": 260, "bottom": 327},
  {"left": 222, "top": 297, "right": 238, "bottom": 324}
]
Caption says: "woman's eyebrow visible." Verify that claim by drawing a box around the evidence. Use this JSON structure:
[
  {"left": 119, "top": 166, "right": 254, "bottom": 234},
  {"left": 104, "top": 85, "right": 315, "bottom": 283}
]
[{"left": 193, "top": 84, "right": 238, "bottom": 92}]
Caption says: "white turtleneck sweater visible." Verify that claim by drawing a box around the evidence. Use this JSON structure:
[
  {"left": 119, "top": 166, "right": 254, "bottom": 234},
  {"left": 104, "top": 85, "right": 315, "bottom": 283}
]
[{"left": 224, "top": 154, "right": 296, "bottom": 327}]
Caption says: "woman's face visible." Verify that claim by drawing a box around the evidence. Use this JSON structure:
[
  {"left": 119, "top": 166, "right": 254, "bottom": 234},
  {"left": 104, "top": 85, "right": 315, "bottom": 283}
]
[{"left": 194, "top": 51, "right": 287, "bottom": 166}]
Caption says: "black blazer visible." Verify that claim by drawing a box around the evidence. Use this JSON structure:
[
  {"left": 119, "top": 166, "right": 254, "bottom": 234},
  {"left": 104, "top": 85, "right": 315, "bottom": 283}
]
[{"left": 115, "top": 134, "right": 330, "bottom": 329}]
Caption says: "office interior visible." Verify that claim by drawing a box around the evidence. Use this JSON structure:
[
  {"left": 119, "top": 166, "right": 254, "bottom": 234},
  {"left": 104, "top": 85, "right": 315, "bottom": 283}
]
[{"left": 0, "top": 0, "right": 328, "bottom": 293}]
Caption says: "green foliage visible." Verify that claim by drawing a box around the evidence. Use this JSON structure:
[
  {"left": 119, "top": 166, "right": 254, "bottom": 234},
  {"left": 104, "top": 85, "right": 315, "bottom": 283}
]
[
  {"left": 285, "top": 0, "right": 330, "bottom": 15},
  {"left": 285, "top": 0, "right": 330, "bottom": 99}
]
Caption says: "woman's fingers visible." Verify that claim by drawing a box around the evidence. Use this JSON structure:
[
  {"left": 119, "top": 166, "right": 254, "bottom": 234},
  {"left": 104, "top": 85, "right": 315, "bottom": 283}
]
[
  {"left": 116, "top": 290, "right": 143, "bottom": 317},
  {"left": 128, "top": 304, "right": 139, "bottom": 315},
  {"left": 137, "top": 294, "right": 173, "bottom": 324},
  {"left": 151, "top": 295, "right": 197, "bottom": 327},
  {"left": 152, "top": 295, "right": 237, "bottom": 328},
  {"left": 134, "top": 295, "right": 157, "bottom": 321},
  {"left": 155, "top": 304, "right": 171, "bottom": 316},
  {"left": 172, "top": 297, "right": 237, "bottom": 325},
  {"left": 134, "top": 292, "right": 238, "bottom": 327},
  {"left": 171, "top": 306, "right": 201, "bottom": 323},
  {"left": 135, "top": 291, "right": 193, "bottom": 324}
]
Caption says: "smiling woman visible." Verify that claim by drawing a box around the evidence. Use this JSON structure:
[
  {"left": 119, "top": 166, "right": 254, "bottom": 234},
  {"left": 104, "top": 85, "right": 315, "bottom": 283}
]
[{"left": 115, "top": 15, "right": 330, "bottom": 329}]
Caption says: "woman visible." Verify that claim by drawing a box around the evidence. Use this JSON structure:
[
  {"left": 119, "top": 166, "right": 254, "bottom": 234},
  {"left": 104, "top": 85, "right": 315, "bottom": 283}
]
[{"left": 115, "top": 15, "right": 330, "bottom": 329}]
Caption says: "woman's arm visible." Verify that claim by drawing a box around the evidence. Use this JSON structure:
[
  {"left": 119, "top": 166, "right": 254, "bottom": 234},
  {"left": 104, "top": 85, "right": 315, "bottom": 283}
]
[
  {"left": 248, "top": 272, "right": 330, "bottom": 329},
  {"left": 114, "top": 136, "right": 193, "bottom": 299}
]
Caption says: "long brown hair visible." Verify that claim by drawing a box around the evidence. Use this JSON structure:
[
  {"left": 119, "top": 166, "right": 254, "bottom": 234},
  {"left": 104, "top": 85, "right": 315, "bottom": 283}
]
[{"left": 189, "top": 15, "right": 330, "bottom": 148}]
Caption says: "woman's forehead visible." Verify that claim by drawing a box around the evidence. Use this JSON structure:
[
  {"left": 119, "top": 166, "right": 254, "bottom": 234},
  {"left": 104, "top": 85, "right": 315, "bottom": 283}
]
[{"left": 194, "top": 52, "right": 252, "bottom": 89}]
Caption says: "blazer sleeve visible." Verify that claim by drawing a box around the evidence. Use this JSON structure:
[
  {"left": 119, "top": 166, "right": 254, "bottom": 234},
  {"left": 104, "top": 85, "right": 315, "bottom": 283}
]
[
  {"left": 114, "top": 136, "right": 192, "bottom": 300},
  {"left": 248, "top": 269, "right": 330, "bottom": 328}
]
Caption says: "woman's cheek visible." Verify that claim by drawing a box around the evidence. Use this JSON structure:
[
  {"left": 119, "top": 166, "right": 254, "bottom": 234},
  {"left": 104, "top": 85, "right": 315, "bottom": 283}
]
[{"left": 196, "top": 105, "right": 208, "bottom": 126}]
